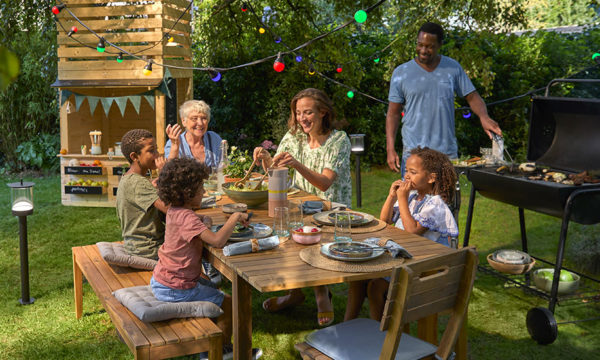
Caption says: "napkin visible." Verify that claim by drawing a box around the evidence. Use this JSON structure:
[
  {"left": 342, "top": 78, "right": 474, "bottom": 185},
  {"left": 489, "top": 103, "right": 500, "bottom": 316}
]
[
  {"left": 302, "top": 201, "right": 323, "bottom": 214},
  {"left": 223, "top": 235, "right": 280, "bottom": 256},
  {"left": 363, "top": 237, "right": 413, "bottom": 259},
  {"left": 201, "top": 196, "right": 216, "bottom": 208}
]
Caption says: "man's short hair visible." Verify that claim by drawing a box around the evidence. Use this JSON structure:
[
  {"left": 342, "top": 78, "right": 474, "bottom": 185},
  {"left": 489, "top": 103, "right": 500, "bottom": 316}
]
[{"left": 418, "top": 22, "right": 444, "bottom": 44}]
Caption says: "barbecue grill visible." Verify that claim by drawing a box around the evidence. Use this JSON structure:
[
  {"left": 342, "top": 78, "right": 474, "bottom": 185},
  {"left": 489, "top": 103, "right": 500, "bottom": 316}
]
[{"left": 462, "top": 79, "right": 600, "bottom": 344}]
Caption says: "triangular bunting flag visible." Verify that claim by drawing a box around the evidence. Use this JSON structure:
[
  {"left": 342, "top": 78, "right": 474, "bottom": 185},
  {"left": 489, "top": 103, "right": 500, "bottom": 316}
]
[
  {"left": 129, "top": 95, "right": 141, "bottom": 114},
  {"left": 87, "top": 96, "right": 100, "bottom": 115},
  {"left": 144, "top": 94, "right": 155, "bottom": 109},
  {"left": 114, "top": 97, "right": 128, "bottom": 117},
  {"left": 61, "top": 90, "right": 72, "bottom": 106},
  {"left": 75, "top": 94, "right": 86, "bottom": 112},
  {"left": 100, "top": 97, "right": 114, "bottom": 117}
]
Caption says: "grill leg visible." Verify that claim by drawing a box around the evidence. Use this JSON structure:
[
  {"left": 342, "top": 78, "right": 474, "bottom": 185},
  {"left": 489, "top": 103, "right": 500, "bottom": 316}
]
[
  {"left": 462, "top": 185, "right": 477, "bottom": 247},
  {"left": 549, "top": 203, "right": 573, "bottom": 313},
  {"left": 518, "top": 208, "right": 531, "bottom": 285}
]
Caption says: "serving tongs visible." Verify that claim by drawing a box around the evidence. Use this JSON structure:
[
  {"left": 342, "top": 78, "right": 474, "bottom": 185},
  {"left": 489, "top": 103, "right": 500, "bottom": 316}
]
[{"left": 234, "top": 158, "right": 259, "bottom": 188}]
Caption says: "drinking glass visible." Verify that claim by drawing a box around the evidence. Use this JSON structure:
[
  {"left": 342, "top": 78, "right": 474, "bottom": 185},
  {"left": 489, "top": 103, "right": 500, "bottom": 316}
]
[
  {"left": 288, "top": 199, "right": 304, "bottom": 232},
  {"left": 205, "top": 166, "right": 218, "bottom": 194},
  {"left": 334, "top": 211, "right": 352, "bottom": 242},
  {"left": 273, "top": 207, "right": 289, "bottom": 237}
]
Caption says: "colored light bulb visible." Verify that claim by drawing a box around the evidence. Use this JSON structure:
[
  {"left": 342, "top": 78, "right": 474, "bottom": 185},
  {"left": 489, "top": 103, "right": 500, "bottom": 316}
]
[
  {"left": 209, "top": 70, "right": 222, "bottom": 82},
  {"left": 336, "top": 66, "right": 343, "bottom": 73},
  {"left": 274, "top": 36, "right": 282, "bottom": 44},
  {"left": 273, "top": 55, "right": 285, "bottom": 72},
  {"left": 241, "top": 3, "right": 248, "bottom": 12},
  {"left": 308, "top": 65, "right": 316, "bottom": 75},
  {"left": 117, "top": 53, "right": 123, "bottom": 63},
  {"left": 168, "top": 36, "right": 174, "bottom": 42},
  {"left": 462, "top": 110, "right": 472, "bottom": 118},
  {"left": 52, "top": 4, "right": 66, "bottom": 15},
  {"left": 373, "top": 58, "right": 380, "bottom": 63},
  {"left": 354, "top": 10, "right": 367, "bottom": 23},
  {"left": 143, "top": 62, "right": 153, "bottom": 76},
  {"left": 347, "top": 91, "right": 354, "bottom": 99},
  {"left": 295, "top": 55, "right": 303, "bottom": 62},
  {"left": 96, "top": 38, "right": 106, "bottom": 53},
  {"left": 593, "top": 53, "right": 600, "bottom": 63},
  {"left": 67, "top": 26, "right": 78, "bottom": 37},
  {"left": 259, "top": 27, "right": 265, "bottom": 34}
]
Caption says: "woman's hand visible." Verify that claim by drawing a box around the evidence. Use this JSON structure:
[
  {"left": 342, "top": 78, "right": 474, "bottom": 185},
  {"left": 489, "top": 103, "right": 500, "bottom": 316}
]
[
  {"left": 253, "top": 147, "right": 273, "bottom": 170},
  {"left": 272, "top": 151, "right": 299, "bottom": 169},
  {"left": 166, "top": 124, "right": 182, "bottom": 145}
]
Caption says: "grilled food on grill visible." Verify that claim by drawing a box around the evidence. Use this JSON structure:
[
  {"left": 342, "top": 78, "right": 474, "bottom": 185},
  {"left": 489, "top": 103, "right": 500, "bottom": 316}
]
[{"left": 519, "top": 162, "right": 536, "bottom": 172}]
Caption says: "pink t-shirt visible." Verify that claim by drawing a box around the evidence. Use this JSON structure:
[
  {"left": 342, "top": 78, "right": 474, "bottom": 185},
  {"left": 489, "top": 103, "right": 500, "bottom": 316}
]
[{"left": 153, "top": 207, "right": 209, "bottom": 289}]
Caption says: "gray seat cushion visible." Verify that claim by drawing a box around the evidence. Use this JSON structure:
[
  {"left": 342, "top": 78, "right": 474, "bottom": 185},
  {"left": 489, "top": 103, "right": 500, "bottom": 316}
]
[
  {"left": 305, "top": 318, "right": 437, "bottom": 360},
  {"left": 96, "top": 242, "right": 157, "bottom": 270},
  {"left": 112, "top": 285, "right": 223, "bottom": 322}
]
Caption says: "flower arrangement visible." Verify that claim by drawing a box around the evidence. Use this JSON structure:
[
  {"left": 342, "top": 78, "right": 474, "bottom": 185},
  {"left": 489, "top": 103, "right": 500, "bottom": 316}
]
[{"left": 225, "top": 146, "right": 253, "bottom": 179}]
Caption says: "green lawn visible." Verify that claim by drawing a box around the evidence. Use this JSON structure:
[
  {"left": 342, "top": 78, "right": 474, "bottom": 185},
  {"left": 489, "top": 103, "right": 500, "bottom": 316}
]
[{"left": 1, "top": 169, "right": 599, "bottom": 359}]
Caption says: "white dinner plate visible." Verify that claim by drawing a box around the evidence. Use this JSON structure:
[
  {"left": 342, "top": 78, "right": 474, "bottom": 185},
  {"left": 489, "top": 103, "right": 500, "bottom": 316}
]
[
  {"left": 212, "top": 223, "right": 273, "bottom": 242},
  {"left": 320, "top": 242, "right": 385, "bottom": 262}
]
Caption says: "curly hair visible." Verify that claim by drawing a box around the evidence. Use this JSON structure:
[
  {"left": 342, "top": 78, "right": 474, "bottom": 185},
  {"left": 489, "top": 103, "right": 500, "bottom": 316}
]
[
  {"left": 287, "top": 88, "right": 336, "bottom": 135},
  {"left": 157, "top": 158, "right": 210, "bottom": 207},
  {"left": 121, "top": 129, "right": 153, "bottom": 164},
  {"left": 410, "top": 147, "right": 456, "bottom": 204}
]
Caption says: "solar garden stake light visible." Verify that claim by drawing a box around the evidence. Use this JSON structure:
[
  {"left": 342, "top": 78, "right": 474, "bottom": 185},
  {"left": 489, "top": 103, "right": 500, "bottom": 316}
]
[
  {"left": 8, "top": 179, "right": 35, "bottom": 305},
  {"left": 349, "top": 134, "right": 365, "bottom": 208}
]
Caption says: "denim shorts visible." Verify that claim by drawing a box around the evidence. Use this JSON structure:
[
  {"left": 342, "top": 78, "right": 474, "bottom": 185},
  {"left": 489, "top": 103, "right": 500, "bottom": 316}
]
[{"left": 150, "top": 276, "right": 225, "bottom": 307}]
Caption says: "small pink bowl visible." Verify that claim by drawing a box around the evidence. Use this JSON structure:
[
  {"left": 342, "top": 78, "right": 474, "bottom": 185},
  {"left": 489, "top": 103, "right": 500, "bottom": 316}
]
[{"left": 291, "top": 226, "right": 322, "bottom": 245}]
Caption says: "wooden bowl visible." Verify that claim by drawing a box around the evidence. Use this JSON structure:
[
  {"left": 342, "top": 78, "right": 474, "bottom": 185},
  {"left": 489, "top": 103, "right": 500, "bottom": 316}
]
[{"left": 487, "top": 254, "right": 536, "bottom": 275}]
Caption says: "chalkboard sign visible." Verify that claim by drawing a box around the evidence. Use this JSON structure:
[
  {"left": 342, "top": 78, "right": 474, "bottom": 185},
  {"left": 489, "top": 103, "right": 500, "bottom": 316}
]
[
  {"left": 65, "top": 186, "right": 104, "bottom": 195},
  {"left": 112, "top": 167, "right": 129, "bottom": 175},
  {"left": 65, "top": 166, "right": 103, "bottom": 175}
]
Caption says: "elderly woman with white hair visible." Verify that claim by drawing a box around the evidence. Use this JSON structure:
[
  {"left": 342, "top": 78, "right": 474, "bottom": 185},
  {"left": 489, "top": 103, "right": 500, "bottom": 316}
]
[{"left": 164, "top": 99, "right": 223, "bottom": 167}]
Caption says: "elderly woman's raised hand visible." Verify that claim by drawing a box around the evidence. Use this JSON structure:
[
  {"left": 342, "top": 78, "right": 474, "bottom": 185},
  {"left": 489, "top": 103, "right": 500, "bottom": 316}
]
[{"left": 166, "top": 124, "right": 182, "bottom": 145}]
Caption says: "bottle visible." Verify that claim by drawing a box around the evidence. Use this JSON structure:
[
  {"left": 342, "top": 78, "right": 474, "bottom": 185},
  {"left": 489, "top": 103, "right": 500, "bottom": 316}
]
[{"left": 216, "top": 140, "right": 228, "bottom": 194}]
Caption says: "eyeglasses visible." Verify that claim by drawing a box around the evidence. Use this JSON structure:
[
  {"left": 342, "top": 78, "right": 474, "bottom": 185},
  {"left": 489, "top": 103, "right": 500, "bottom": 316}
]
[{"left": 187, "top": 116, "right": 208, "bottom": 122}]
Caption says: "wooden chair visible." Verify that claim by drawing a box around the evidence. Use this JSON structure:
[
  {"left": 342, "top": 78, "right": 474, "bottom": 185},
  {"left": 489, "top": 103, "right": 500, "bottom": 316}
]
[{"left": 295, "top": 247, "right": 478, "bottom": 360}]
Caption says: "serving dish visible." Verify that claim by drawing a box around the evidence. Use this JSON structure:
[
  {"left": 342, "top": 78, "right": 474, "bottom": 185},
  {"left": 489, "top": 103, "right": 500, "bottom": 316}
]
[
  {"left": 291, "top": 226, "right": 322, "bottom": 245},
  {"left": 492, "top": 249, "right": 531, "bottom": 265},
  {"left": 222, "top": 183, "right": 268, "bottom": 207},
  {"left": 320, "top": 241, "right": 384, "bottom": 262},
  {"left": 532, "top": 268, "right": 580, "bottom": 295},
  {"left": 313, "top": 210, "right": 374, "bottom": 227},
  {"left": 486, "top": 254, "right": 536, "bottom": 275},
  {"left": 222, "top": 203, "right": 248, "bottom": 214},
  {"left": 213, "top": 223, "right": 273, "bottom": 242}
]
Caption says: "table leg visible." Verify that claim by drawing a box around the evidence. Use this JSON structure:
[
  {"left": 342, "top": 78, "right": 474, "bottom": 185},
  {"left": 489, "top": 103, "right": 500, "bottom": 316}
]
[
  {"left": 456, "top": 311, "right": 468, "bottom": 360},
  {"left": 232, "top": 273, "right": 252, "bottom": 360},
  {"left": 73, "top": 252, "right": 83, "bottom": 319}
]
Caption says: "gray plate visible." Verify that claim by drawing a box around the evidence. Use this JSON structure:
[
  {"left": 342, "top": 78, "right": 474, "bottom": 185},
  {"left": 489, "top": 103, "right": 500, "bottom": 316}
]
[
  {"left": 213, "top": 223, "right": 273, "bottom": 242},
  {"left": 313, "top": 210, "right": 374, "bottom": 227},
  {"left": 320, "top": 242, "right": 385, "bottom": 262}
]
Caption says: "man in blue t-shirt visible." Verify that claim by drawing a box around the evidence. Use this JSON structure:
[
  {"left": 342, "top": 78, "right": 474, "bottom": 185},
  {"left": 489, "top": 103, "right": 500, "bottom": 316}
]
[{"left": 386, "top": 22, "right": 502, "bottom": 173}]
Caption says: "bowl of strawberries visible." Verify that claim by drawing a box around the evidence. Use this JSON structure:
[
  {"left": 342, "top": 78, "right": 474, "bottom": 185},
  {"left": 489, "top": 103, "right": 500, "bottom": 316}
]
[{"left": 291, "top": 226, "right": 322, "bottom": 245}]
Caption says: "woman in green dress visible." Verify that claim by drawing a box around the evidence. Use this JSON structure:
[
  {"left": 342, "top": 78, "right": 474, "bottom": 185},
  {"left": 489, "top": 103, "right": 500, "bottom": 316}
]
[{"left": 253, "top": 88, "right": 351, "bottom": 326}]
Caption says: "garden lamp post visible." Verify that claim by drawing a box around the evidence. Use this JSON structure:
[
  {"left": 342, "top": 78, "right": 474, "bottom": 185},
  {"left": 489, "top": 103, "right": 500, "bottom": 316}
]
[
  {"left": 350, "top": 134, "right": 365, "bottom": 208},
  {"left": 8, "top": 180, "right": 35, "bottom": 305}
]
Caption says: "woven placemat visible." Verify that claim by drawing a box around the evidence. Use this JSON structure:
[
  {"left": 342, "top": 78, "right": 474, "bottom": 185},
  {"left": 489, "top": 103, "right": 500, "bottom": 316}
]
[
  {"left": 304, "top": 216, "right": 388, "bottom": 234},
  {"left": 299, "top": 244, "right": 404, "bottom": 273}
]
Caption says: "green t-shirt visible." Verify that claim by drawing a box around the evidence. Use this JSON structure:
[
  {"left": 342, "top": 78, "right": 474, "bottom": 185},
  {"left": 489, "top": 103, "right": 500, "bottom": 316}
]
[
  {"left": 277, "top": 129, "right": 352, "bottom": 207},
  {"left": 116, "top": 173, "right": 165, "bottom": 260}
]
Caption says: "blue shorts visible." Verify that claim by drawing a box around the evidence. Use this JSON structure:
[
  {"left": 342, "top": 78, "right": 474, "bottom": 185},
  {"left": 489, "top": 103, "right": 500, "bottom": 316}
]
[{"left": 150, "top": 276, "right": 225, "bottom": 307}]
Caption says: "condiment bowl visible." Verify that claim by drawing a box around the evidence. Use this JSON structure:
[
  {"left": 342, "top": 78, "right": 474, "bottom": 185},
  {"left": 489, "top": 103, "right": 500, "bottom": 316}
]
[{"left": 291, "top": 226, "right": 322, "bottom": 245}]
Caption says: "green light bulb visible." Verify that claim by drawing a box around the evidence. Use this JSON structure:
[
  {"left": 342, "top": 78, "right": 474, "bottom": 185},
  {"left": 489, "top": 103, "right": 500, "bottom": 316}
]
[
  {"left": 592, "top": 53, "right": 600, "bottom": 60},
  {"left": 354, "top": 10, "right": 367, "bottom": 23},
  {"left": 347, "top": 91, "right": 355, "bottom": 99},
  {"left": 374, "top": 58, "right": 380, "bottom": 63}
]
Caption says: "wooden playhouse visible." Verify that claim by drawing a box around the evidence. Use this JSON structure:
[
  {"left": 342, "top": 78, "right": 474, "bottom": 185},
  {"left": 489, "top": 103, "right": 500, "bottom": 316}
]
[{"left": 52, "top": 0, "right": 193, "bottom": 207}]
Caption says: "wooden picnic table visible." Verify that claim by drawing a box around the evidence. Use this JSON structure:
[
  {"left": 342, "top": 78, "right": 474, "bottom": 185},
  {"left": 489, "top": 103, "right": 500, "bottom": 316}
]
[{"left": 198, "top": 191, "right": 463, "bottom": 360}]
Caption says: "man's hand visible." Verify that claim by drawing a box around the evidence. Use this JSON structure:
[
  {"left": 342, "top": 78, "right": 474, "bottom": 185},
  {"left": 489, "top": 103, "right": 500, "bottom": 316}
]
[
  {"left": 387, "top": 150, "right": 401, "bottom": 173},
  {"left": 480, "top": 115, "right": 502, "bottom": 139}
]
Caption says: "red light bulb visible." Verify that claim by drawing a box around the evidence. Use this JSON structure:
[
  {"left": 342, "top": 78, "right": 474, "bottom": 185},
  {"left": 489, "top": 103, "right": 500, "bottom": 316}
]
[
  {"left": 336, "top": 66, "right": 343, "bottom": 73},
  {"left": 67, "top": 26, "right": 78, "bottom": 36},
  {"left": 52, "top": 4, "right": 65, "bottom": 15},
  {"left": 273, "top": 60, "right": 285, "bottom": 72},
  {"left": 241, "top": 3, "right": 248, "bottom": 12}
]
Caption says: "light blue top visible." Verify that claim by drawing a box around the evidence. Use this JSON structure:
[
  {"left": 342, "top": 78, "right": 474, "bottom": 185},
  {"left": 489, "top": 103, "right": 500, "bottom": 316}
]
[
  {"left": 164, "top": 130, "right": 222, "bottom": 168},
  {"left": 392, "top": 190, "right": 459, "bottom": 247},
  {"left": 388, "top": 55, "right": 476, "bottom": 159}
]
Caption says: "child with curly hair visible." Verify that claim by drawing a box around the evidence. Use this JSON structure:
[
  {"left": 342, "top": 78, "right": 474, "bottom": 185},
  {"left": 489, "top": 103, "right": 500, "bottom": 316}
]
[
  {"left": 117, "top": 129, "right": 168, "bottom": 260},
  {"left": 345, "top": 146, "right": 459, "bottom": 321},
  {"left": 150, "top": 157, "right": 261, "bottom": 359}
]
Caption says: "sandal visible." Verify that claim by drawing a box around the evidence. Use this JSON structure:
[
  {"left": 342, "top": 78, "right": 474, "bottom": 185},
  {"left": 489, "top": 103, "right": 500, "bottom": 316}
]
[{"left": 317, "top": 291, "right": 334, "bottom": 327}]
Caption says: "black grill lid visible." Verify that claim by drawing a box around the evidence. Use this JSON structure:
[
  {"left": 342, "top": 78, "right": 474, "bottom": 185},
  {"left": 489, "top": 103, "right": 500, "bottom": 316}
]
[{"left": 527, "top": 96, "right": 600, "bottom": 173}]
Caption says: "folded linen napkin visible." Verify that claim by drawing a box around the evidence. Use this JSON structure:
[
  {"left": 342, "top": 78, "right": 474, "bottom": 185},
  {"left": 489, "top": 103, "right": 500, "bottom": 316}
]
[
  {"left": 363, "top": 237, "right": 413, "bottom": 259},
  {"left": 223, "top": 235, "right": 280, "bottom": 256},
  {"left": 302, "top": 201, "right": 323, "bottom": 214},
  {"left": 201, "top": 196, "right": 216, "bottom": 208}
]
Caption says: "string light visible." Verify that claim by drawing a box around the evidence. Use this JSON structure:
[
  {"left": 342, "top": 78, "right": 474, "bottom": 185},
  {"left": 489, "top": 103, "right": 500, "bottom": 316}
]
[
  {"left": 143, "top": 62, "right": 153, "bottom": 76},
  {"left": 336, "top": 66, "right": 343, "bottom": 73},
  {"left": 258, "top": 27, "right": 266, "bottom": 34},
  {"left": 347, "top": 91, "right": 355, "bottom": 99},
  {"left": 354, "top": 10, "right": 367, "bottom": 23},
  {"left": 52, "top": 4, "right": 66, "bottom": 15},
  {"left": 593, "top": 52, "right": 600, "bottom": 64},
  {"left": 67, "top": 26, "right": 77, "bottom": 37},
  {"left": 117, "top": 52, "right": 123, "bottom": 63},
  {"left": 274, "top": 36, "right": 282, "bottom": 44},
  {"left": 295, "top": 55, "right": 303, "bottom": 62},
  {"left": 241, "top": 3, "right": 248, "bottom": 12},
  {"left": 273, "top": 53, "right": 285, "bottom": 72},
  {"left": 308, "top": 64, "right": 316, "bottom": 75},
  {"left": 373, "top": 58, "right": 380, "bottom": 63},
  {"left": 462, "top": 110, "right": 472, "bottom": 118},
  {"left": 209, "top": 69, "right": 222, "bottom": 82},
  {"left": 96, "top": 38, "right": 106, "bottom": 53}
]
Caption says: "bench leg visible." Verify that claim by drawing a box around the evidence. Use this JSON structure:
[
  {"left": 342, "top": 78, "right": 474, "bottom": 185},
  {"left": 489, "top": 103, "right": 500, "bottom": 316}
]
[
  {"left": 232, "top": 273, "right": 252, "bottom": 360},
  {"left": 73, "top": 251, "right": 83, "bottom": 319},
  {"left": 455, "top": 309, "right": 468, "bottom": 360}
]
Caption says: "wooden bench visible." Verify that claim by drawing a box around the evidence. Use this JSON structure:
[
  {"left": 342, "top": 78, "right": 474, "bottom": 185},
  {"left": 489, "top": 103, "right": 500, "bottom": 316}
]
[{"left": 72, "top": 244, "right": 223, "bottom": 360}]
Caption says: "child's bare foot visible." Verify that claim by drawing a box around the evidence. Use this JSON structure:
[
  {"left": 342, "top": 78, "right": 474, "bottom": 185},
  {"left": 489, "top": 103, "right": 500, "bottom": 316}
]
[
  {"left": 262, "top": 289, "right": 305, "bottom": 312},
  {"left": 315, "top": 287, "right": 334, "bottom": 326}
]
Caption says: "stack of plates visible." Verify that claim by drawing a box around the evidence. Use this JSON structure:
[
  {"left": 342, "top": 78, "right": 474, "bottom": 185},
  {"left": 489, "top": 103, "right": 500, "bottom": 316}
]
[{"left": 492, "top": 249, "right": 531, "bottom": 265}]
